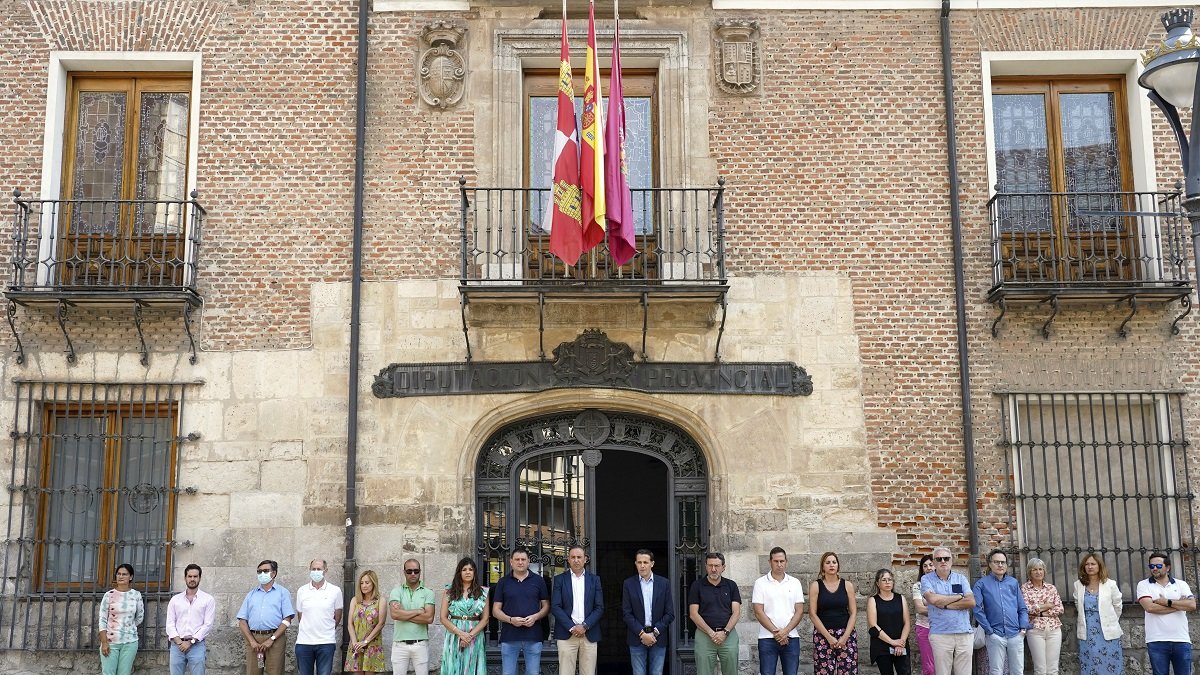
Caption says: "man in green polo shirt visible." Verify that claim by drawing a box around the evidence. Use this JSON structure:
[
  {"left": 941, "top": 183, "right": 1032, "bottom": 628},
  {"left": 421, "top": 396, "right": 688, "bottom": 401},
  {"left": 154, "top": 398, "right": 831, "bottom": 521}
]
[{"left": 390, "top": 559, "right": 436, "bottom": 675}]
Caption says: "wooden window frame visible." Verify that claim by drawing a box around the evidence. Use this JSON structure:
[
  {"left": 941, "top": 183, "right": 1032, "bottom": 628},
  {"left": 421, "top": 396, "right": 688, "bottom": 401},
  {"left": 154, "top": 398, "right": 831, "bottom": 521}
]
[
  {"left": 993, "top": 76, "right": 1138, "bottom": 282},
  {"left": 59, "top": 72, "right": 193, "bottom": 288},
  {"left": 33, "top": 402, "right": 179, "bottom": 592}
]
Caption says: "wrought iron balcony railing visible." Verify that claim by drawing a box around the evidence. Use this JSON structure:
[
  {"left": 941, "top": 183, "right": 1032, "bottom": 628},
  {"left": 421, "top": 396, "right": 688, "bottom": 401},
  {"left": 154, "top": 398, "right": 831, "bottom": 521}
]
[
  {"left": 7, "top": 192, "right": 204, "bottom": 299},
  {"left": 459, "top": 180, "right": 726, "bottom": 291},
  {"left": 988, "top": 190, "right": 1191, "bottom": 297}
]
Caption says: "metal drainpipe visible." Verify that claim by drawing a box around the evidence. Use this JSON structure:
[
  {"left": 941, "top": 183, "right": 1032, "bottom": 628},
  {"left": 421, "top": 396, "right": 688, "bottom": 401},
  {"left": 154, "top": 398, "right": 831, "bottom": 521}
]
[
  {"left": 941, "top": 0, "right": 981, "bottom": 580},
  {"left": 344, "top": 0, "right": 368, "bottom": 628}
]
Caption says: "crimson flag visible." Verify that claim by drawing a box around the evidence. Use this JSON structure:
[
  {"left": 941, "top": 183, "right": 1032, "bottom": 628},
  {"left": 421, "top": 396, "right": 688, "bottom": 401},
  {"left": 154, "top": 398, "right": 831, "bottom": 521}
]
[{"left": 604, "top": 17, "right": 635, "bottom": 266}]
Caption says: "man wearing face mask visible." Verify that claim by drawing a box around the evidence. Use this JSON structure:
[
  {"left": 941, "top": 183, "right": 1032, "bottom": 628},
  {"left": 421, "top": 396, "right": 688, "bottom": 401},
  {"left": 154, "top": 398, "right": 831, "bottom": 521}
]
[
  {"left": 237, "top": 560, "right": 294, "bottom": 675},
  {"left": 294, "top": 559, "right": 344, "bottom": 675}
]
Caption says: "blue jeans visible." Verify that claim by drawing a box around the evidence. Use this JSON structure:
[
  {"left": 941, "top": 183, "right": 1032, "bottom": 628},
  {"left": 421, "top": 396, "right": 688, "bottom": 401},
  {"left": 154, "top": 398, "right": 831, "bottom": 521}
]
[
  {"left": 499, "top": 640, "right": 543, "bottom": 675},
  {"left": 169, "top": 640, "right": 207, "bottom": 675},
  {"left": 629, "top": 643, "right": 667, "bottom": 675},
  {"left": 984, "top": 633, "right": 1024, "bottom": 675},
  {"left": 758, "top": 636, "right": 800, "bottom": 675},
  {"left": 1148, "top": 641, "right": 1193, "bottom": 675},
  {"left": 295, "top": 642, "right": 336, "bottom": 675}
]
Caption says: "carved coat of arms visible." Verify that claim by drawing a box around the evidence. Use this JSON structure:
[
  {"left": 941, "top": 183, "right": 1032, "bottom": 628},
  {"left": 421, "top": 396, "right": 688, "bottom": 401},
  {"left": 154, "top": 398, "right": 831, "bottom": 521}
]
[
  {"left": 714, "top": 20, "right": 761, "bottom": 96},
  {"left": 552, "top": 329, "right": 635, "bottom": 385},
  {"left": 419, "top": 22, "right": 467, "bottom": 109}
]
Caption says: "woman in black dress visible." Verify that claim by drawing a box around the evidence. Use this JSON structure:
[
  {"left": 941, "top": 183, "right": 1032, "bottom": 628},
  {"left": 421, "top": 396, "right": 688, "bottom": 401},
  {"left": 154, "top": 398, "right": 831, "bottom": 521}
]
[{"left": 866, "top": 568, "right": 910, "bottom": 675}]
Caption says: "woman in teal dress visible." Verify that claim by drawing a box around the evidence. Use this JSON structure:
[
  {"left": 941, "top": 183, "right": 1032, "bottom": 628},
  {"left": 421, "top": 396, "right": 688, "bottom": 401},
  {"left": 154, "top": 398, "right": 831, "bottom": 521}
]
[{"left": 439, "top": 557, "right": 490, "bottom": 675}]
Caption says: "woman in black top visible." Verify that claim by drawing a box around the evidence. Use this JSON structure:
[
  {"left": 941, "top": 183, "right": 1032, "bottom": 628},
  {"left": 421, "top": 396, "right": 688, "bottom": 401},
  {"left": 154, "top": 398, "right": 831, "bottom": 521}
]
[
  {"left": 809, "top": 551, "right": 858, "bottom": 675},
  {"left": 867, "top": 568, "right": 911, "bottom": 675}
]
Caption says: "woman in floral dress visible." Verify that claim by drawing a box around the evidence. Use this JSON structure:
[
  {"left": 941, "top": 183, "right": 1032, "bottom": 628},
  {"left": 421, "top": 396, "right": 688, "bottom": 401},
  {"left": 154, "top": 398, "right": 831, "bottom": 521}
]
[
  {"left": 440, "top": 557, "right": 490, "bottom": 675},
  {"left": 345, "top": 569, "right": 386, "bottom": 673},
  {"left": 1072, "top": 553, "right": 1123, "bottom": 675}
]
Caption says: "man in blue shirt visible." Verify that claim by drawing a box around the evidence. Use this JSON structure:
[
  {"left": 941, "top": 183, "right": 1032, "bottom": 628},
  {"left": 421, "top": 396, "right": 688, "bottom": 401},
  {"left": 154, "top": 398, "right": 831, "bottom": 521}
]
[
  {"left": 492, "top": 547, "right": 550, "bottom": 675},
  {"left": 921, "top": 546, "right": 975, "bottom": 675},
  {"left": 973, "top": 549, "right": 1030, "bottom": 675},
  {"left": 236, "top": 559, "right": 295, "bottom": 675}
]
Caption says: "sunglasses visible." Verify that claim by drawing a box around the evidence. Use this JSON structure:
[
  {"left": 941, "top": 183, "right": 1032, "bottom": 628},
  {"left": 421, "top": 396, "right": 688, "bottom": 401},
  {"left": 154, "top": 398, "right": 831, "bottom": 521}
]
[
  {"left": 256, "top": 569, "right": 272, "bottom": 574},
  {"left": 405, "top": 569, "right": 422, "bottom": 574},
  {"left": 1149, "top": 563, "right": 1166, "bottom": 570},
  {"left": 934, "top": 557, "right": 951, "bottom": 562}
]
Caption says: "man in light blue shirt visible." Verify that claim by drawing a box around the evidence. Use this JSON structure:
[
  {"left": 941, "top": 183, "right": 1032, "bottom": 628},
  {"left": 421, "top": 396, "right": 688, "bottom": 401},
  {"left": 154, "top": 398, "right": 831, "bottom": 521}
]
[
  {"left": 921, "top": 546, "right": 975, "bottom": 675},
  {"left": 973, "top": 549, "right": 1029, "bottom": 675}
]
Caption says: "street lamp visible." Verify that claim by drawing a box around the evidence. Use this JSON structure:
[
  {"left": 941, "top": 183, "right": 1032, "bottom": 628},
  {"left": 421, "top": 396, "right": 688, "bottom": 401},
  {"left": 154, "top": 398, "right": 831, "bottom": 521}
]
[{"left": 1141, "top": 8, "right": 1200, "bottom": 287}]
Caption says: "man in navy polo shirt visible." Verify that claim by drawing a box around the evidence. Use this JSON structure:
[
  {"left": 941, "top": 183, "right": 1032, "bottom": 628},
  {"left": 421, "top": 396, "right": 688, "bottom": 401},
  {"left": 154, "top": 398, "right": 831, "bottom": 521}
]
[{"left": 493, "top": 547, "right": 550, "bottom": 675}]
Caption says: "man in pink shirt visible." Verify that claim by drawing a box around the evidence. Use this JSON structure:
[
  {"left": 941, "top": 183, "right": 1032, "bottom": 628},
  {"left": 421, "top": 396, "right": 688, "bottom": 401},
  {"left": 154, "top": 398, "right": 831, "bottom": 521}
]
[{"left": 166, "top": 564, "right": 216, "bottom": 675}]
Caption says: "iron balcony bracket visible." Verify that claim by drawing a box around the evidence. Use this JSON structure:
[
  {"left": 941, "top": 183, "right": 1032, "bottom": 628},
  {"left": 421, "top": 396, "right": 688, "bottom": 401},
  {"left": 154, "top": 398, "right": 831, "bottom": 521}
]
[
  {"left": 1040, "top": 295, "right": 1060, "bottom": 339},
  {"left": 538, "top": 291, "right": 546, "bottom": 361},
  {"left": 183, "top": 304, "right": 198, "bottom": 364},
  {"left": 991, "top": 298, "right": 1007, "bottom": 338},
  {"left": 55, "top": 300, "right": 76, "bottom": 365},
  {"left": 5, "top": 300, "right": 24, "bottom": 365},
  {"left": 640, "top": 291, "right": 649, "bottom": 361},
  {"left": 713, "top": 292, "right": 729, "bottom": 362},
  {"left": 1117, "top": 295, "right": 1138, "bottom": 339},
  {"left": 133, "top": 301, "right": 149, "bottom": 366},
  {"left": 1172, "top": 295, "right": 1193, "bottom": 335},
  {"left": 460, "top": 293, "right": 472, "bottom": 362}
]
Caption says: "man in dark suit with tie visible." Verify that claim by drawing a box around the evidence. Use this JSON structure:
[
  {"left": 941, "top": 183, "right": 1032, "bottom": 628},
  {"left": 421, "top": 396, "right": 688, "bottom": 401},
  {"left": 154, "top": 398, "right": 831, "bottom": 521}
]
[
  {"left": 552, "top": 545, "right": 604, "bottom": 675},
  {"left": 622, "top": 549, "right": 675, "bottom": 675}
]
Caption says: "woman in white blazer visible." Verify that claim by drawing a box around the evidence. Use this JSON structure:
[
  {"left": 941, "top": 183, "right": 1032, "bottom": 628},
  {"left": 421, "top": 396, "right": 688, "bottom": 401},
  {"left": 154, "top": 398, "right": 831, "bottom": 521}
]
[{"left": 1071, "top": 553, "right": 1123, "bottom": 675}]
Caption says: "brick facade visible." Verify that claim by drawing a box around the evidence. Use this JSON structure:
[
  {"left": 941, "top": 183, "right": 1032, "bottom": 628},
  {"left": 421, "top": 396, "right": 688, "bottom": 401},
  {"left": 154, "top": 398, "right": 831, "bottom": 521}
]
[{"left": 0, "top": 1, "right": 1196, "bottom": 674}]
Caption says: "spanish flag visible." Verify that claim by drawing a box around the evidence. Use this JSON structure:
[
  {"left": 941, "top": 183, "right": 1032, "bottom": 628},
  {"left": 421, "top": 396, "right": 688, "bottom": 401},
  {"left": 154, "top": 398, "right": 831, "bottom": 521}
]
[
  {"left": 579, "top": 0, "right": 606, "bottom": 252},
  {"left": 544, "top": 5, "right": 584, "bottom": 265}
]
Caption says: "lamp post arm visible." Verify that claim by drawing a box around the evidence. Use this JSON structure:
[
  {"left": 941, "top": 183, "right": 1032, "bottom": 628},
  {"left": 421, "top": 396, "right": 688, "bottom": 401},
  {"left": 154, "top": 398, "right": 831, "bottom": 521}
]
[{"left": 1149, "top": 90, "right": 1191, "bottom": 179}]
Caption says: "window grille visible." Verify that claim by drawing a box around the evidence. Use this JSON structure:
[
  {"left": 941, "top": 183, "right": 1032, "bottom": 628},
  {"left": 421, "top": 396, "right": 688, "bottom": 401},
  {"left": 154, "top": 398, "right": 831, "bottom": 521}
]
[
  {"left": 1002, "top": 392, "right": 1197, "bottom": 597},
  {"left": 0, "top": 380, "right": 197, "bottom": 651}
]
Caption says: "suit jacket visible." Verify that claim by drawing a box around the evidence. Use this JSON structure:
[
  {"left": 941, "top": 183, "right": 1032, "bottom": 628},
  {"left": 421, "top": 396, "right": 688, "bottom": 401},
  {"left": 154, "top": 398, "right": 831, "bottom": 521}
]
[
  {"left": 551, "top": 570, "right": 604, "bottom": 642},
  {"left": 621, "top": 574, "right": 675, "bottom": 646}
]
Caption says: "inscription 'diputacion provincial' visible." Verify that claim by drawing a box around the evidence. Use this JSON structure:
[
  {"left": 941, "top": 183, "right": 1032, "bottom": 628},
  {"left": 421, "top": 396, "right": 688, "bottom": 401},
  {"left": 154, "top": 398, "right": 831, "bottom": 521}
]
[{"left": 372, "top": 330, "right": 814, "bottom": 398}]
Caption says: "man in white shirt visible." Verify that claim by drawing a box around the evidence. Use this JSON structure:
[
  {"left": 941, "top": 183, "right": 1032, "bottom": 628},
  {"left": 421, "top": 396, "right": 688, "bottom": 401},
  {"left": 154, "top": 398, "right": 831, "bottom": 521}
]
[
  {"left": 295, "top": 559, "right": 344, "bottom": 675},
  {"left": 166, "top": 563, "right": 216, "bottom": 675},
  {"left": 1136, "top": 551, "right": 1196, "bottom": 675},
  {"left": 751, "top": 547, "right": 806, "bottom": 675}
]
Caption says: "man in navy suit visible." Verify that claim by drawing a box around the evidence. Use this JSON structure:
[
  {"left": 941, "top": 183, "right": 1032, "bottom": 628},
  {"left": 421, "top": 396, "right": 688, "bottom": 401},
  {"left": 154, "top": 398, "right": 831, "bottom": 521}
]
[
  {"left": 622, "top": 549, "right": 675, "bottom": 675},
  {"left": 552, "top": 545, "right": 604, "bottom": 675}
]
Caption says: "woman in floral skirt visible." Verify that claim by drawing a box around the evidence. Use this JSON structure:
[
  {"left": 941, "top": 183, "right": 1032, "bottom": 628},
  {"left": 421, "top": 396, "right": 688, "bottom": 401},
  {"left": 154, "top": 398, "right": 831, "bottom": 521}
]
[{"left": 809, "top": 551, "right": 858, "bottom": 675}]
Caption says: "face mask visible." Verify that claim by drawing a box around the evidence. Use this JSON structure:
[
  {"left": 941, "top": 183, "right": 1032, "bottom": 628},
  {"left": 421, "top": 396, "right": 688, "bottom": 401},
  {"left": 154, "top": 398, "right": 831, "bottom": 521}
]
[
  {"left": 257, "top": 572, "right": 272, "bottom": 585},
  {"left": 310, "top": 570, "right": 325, "bottom": 583}
]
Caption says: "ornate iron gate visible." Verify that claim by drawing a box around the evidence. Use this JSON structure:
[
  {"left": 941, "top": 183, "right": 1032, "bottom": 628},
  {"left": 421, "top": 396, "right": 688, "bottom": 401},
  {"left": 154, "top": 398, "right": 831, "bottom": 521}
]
[{"left": 476, "top": 409, "right": 709, "bottom": 673}]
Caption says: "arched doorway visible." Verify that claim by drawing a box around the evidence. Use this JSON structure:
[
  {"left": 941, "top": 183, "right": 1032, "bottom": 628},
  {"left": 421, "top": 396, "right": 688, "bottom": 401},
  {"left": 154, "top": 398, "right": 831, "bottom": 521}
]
[{"left": 475, "top": 409, "right": 709, "bottom": 674}]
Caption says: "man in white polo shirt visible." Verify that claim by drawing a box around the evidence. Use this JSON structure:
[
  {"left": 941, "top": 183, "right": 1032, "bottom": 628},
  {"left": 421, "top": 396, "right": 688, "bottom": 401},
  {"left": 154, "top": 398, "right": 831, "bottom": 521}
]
[
  {"left": 1136, "top": 551, "right": 1196, "bottom": 675},
  {"left": 751, "top": 547, "right": 806, "bottom": 675},
  {"left": 295, "top": 558, "right": 344, "bottom": 675}
]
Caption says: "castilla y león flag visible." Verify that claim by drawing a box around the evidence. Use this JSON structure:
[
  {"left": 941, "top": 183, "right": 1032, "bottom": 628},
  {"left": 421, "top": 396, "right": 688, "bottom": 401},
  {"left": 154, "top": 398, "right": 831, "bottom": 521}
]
[
  {"left": 544, "top": 11, "right": 584, "bottom": 266},
  {"left": 579, "top": 0, "right": 606, "bottom": 253}
]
